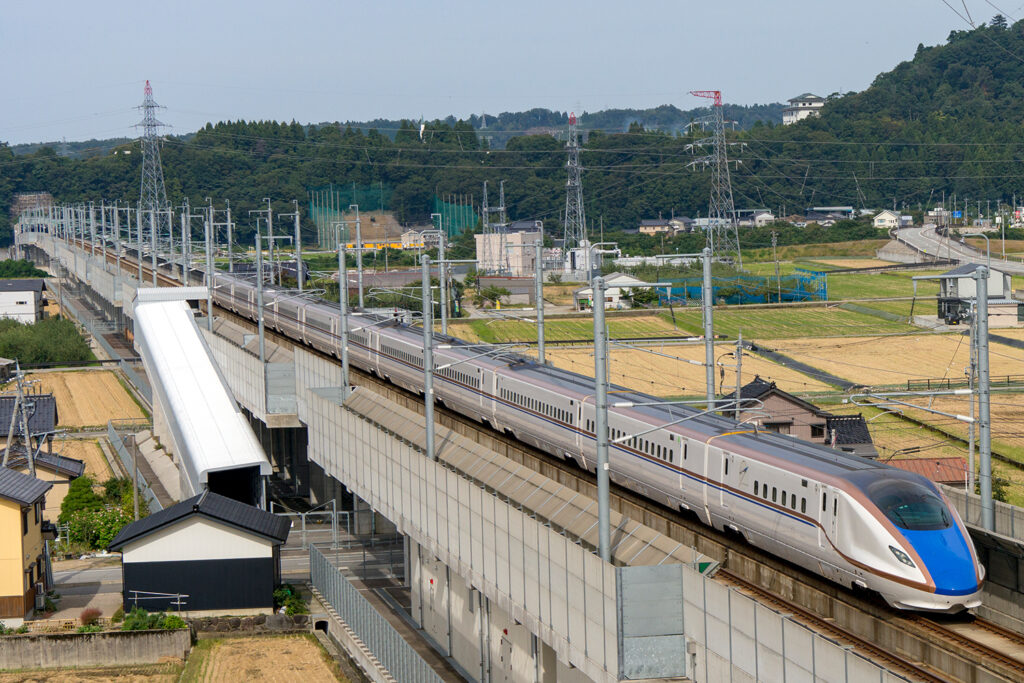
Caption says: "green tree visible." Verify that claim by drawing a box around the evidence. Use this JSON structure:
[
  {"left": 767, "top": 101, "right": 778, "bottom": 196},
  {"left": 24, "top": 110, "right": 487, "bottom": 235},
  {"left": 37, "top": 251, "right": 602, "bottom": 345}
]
[{"left": 59, "top": 476, "right": 102, "bottom": 524}]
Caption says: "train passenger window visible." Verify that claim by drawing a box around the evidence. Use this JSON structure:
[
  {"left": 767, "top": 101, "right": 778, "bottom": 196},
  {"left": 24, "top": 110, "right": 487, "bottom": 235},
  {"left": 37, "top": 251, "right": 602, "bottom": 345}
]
[
  {"left": 833, "top": 499, "right": 837, "bottom": 516},
  {"left": 724, "top": 459, "right": 729, "bottom": 476},
  {"left": 801, "top": 498, "right": 807, "bottom": 514},
  {"left": 822, "top": 493, "right": 827, "bottom": 512},
  {"left": 754, "top": 481, "right": 759, "bottom": 496},
  {"left": 781, "top": 491, "right": 787, "bottom": 506},
  {"left": 790, "top": 497, "right": 797, "bottom": 511},
  {"left": 772, "top": 487, "right": 777, "bottom": 503},
  {"left": 683, "top": 444, "right": 688, "bottom": 460}
]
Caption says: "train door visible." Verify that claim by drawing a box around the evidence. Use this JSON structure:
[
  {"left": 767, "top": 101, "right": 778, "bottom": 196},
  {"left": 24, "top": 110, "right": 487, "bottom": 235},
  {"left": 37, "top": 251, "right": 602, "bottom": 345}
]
[
  {"left": 820, "top": 486, "right": 839, "bottom": 548},
  {"left": 702, "top": 444, "right": 716, "bottom": 525}
]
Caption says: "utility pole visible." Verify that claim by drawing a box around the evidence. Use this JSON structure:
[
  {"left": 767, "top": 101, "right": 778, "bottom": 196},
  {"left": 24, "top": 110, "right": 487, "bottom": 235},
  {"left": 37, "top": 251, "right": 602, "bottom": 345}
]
[
  {"left": 136, "top": 204, "right": 143, "bottom": 282},
  {"left": 264, "top": 198, "right": 274, "bottom": 286},
  {"left": 967, "top": 308, "right": 977, "bottom": 493},
  {"left": 421, "top": 255, "right": 436, "bottom": 461},
  {"left": 771, "top": 231, "right": 780, "bottom": 302},
  {"left": 204, "top": 198, "right": 214, "bottom": 331},
  {"left": 293, "top": 200, "right": 303, "bottom": 292},
  {"left": 350, "top": 204, "right": 364, "bottom": 308},
  {"left": 255, "top": 231, "right": 266, "bottom": 363},
  {"left": 734, "top": 331, "right": 743, "bottom": 421},
  {"left": 702, "top": 248, "right": 715, "bottom": 408},
  {"left": 535, "top": 239, "right": 545, "bottom": 364},
  {"left": 225, "top": 199, "right": 234, "bottom": 274},
  {"left": 181, "top": 198, "right": 190, "bottom": 282},
  {"left": 338, "top": 235, "right": 349, "bottom": 389},
  {"left": 974, "top": 267, "right": 993, "bottom": 530},
  {"left": 592, "top": 276, "right": 611, "bottom": 562}
]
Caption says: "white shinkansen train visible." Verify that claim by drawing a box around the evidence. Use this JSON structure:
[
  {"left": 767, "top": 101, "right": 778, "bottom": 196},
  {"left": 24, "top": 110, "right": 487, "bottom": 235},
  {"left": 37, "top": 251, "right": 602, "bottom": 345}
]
[{"left": 210, "top": 268, "right": 984, "bottom": 612}]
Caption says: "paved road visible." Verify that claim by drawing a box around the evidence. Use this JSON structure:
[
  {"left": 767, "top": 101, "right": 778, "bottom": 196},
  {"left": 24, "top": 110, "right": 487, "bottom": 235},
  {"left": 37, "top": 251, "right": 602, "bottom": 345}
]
[{"left": 897, "top": 225, "right": 1024, "bottom": 275}]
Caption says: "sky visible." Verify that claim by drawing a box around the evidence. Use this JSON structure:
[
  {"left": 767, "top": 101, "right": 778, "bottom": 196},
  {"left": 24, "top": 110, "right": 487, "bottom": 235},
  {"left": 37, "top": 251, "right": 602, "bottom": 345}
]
[{"left": 0, "top": 0, "right": 1015, "bottom": 145}]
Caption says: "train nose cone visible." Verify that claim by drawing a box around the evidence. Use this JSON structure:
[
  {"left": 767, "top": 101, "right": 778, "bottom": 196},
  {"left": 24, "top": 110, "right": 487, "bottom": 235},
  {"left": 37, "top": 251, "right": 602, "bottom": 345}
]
[{"left": 901, "top": 527, "right": 979, "bottom": 595}]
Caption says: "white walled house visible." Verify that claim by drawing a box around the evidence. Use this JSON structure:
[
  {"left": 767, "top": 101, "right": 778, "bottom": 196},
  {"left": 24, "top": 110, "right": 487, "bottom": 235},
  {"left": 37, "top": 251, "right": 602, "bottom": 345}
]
[
  {"left": 0, "top": 279, "right": 45, "bottom": 324},
  {"left": 782, "top": 93, "right": 825, "bottom": 125},
  {"left": 873, "top": 210, "right": 900, "bottom": 229},
  {"left": 108, "top": 491, "right": 290, "bottom": 613},
  {"left": 573, "top": 273, "right": 652, "bottom": 311}
]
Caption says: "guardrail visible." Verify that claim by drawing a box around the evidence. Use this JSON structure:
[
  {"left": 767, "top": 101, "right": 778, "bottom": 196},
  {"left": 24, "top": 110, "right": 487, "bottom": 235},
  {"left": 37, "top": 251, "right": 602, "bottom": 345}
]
[
  {"left": 906, "top": 374, "right": 1024, "bottom": 391},
  {"left": 107, "top": 420, "right": 162, "bottom": 512},
  {"left": 310, "top": 545, "right": 443, "bottom": 683}
]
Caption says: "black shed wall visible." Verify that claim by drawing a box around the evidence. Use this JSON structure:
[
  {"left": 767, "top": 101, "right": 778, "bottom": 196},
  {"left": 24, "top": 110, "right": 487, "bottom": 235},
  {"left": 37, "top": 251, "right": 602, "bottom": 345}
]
[{"left": 122, "top": 557, "right": 276, "bottom": 611}]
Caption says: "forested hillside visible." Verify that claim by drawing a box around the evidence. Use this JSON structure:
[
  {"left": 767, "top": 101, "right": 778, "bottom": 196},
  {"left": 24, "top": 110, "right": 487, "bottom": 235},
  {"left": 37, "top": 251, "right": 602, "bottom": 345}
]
[{"left": 2, "top": 17, "right": 1023, "bottom": 248}]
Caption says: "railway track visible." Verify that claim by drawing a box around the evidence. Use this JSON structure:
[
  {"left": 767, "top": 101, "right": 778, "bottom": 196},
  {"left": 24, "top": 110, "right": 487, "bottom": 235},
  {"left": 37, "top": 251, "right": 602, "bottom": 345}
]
[{"left": 58, "top": 239, "right": 1024, "bottom": 682}]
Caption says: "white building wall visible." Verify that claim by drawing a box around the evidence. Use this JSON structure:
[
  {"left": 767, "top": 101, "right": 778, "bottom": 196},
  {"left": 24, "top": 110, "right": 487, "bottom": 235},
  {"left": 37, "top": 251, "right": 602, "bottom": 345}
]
[
  {"left": 121, "top": 517, "right": 273, "bottom": 563},
  {"left": 0, "top": 290, "right": 41, "bottom": 323}
]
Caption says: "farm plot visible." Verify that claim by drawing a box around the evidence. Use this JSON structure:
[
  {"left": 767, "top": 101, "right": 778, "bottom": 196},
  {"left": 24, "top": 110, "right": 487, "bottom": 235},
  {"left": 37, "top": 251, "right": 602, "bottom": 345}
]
[
  {"left": 0, "top": 663, "right": 181, "bottom": 682},
  {"left": 50, "top": 438, "right": 113, "bottom": 480},
  {"left": 543, "top": 343, "right": 833, "bottom": 397},
  {"left": 25, "top": 371, "right": 146, "bottom": 428},
  {"left": 665, "top": 306, "right": 918, "bottom": 339},
  {"left": 768, "top": 334, "right": 1024, "bottom": 387},
  {"left": 181, "top": 635, "right": 343, "bottom": 682}
]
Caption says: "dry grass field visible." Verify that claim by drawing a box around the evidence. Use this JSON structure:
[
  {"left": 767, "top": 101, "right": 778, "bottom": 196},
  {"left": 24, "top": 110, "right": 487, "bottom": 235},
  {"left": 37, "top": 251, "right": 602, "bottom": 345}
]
[
  {"left": 542, "top": 343, "right": 833, "bottom": 397},
  {"left": 51, "top": 438, "right": 113, "bottom": 480},
  {"left": 180, "top": 635, "right": 343, "bottom": 682},
  {"left": 24, "top": 371, "right": 145, "bottom": 427},
  {"left": 767, "top": 334, "right": 1024, "bottom": 386}
]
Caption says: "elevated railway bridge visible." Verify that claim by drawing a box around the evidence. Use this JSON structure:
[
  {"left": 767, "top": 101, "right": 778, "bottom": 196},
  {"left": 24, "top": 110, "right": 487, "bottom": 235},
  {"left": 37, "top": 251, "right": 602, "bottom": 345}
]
[{"left": 13, "top": 218, "right": 1024, "bottom": 682}]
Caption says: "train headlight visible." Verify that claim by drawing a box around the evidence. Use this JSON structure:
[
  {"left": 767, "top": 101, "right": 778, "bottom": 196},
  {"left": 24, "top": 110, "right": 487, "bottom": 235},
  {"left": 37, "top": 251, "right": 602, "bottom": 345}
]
[{"left": 889, "top": 545, "right": 915, "bottom": 568}]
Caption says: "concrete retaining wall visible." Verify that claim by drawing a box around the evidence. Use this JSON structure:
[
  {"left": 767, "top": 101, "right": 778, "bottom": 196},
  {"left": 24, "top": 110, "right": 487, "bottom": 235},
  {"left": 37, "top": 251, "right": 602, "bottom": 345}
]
[
  {"left": 0, "top": 628, "right": 191, "bottom": 670},
  {"left": 191, "top": 614, "right": 309, "bottom": 634}
]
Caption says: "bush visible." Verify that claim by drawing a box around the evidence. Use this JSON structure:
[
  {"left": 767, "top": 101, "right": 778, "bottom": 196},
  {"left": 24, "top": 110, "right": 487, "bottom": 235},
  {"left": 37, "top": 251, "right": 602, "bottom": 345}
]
[
  {"left": 273, "top": 583, "right": 308, "bottom": 616},
  {"left": 0, "top": 317, "right": 95, "bottom": 366},
  {"left": 67, "top": 504, "right": 133, "bottom": 549},
  {"left": 111, "top": 606, "right": 124, "bottom": 623},
  {"left": 76, "top": 624, "right": 102, "bottom": 633},
  {"left": 0, "top": 260, "right": 47, "bottom": 278},
  {"left": 120, "top": 607, "right": 187, "bottom": 631},
  {"left": 79, "top": 607, "right": 101, "bottom": 626}
]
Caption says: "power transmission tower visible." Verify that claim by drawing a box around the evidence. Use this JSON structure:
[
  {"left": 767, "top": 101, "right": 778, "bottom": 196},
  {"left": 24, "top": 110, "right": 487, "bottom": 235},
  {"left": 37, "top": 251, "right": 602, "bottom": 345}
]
[
  {"left": 481, "top": 180, "right": 509, "bottom": 274},
  {"left": 688, "top": 90, "right": 741, "bottom": 267},
  {"left": 136, "top": 80, "right": 170, "bottom": 256},
  {"left": 563, "top": 112, "right": 588, "bottom": 275}
]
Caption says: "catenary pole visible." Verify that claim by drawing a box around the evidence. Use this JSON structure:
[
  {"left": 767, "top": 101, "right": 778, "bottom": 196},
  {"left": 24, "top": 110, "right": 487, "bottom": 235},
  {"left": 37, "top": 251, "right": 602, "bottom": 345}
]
[
  {"left": 256, "top": 231, "right": 266, "bottom": 363},
  {"left": 337, "top": 233, "right": 349, "bottom": 389},
  {"left": 293, "top": 200, "right": 304, "bottom": 292},
  {"left": 735, "top": 331, "right": 743, "bottom": 421},
  {"left": 974, "top": 267, "right": 993, "bottom": 530},
  {"left": 535, "top": 239, "right": 545, "bottom": 364},
  {"left": 593, "top": 276, "right": 611, "bottom": 562},
  {"left": 703, "top": 247, "right": 715, "bottom": 408},
  {"left": 422, "top": 255, "right": 436, "bottom": 461}
]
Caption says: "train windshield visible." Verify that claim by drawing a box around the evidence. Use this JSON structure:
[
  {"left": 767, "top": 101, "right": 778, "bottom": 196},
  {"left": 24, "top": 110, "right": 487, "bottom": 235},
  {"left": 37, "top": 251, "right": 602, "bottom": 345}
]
[{"left": 866, "top": 479, "right": 952, "bottom": 531}]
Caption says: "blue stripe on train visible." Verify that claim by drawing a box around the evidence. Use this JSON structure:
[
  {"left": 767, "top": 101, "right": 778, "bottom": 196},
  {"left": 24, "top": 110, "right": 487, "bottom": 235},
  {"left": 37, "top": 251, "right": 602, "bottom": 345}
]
[{"left": 900, "top": 525, "right": 978, "bottom": 595}]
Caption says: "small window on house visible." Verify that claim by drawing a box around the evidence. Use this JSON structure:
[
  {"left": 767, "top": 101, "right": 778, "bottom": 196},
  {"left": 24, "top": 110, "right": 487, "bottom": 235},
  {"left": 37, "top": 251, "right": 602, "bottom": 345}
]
[
  {"left": 22, "top": 509, "right": 28, "bottom": 536},
  {"left": 34, "top": 503, "right": 39, "bottom": 524},
  {"left": 811, "top": 425, "right": 825, "bottom": 439}
]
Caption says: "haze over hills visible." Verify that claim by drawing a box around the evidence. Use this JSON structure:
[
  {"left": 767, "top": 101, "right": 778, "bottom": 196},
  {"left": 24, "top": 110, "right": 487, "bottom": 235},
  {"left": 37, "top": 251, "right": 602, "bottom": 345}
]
[{"left": 3, "top": 17, "right": 1023, "bottom": 246}]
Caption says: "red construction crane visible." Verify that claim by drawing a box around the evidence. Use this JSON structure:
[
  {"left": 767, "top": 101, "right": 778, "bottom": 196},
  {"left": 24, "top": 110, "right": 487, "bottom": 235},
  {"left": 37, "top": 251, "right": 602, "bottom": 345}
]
[{"left": 689, "top": 90, "right": 722, "bottom": 107}]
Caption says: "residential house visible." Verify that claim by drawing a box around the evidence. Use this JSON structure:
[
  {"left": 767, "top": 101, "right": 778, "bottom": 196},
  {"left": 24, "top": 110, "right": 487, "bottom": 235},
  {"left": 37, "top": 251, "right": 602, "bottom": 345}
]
[
  {"left": 888, "top": 457, "right": 968, "bottom": 487},
  {"left": 0, "top": 280, "right": 46, "bottom": 324},
  {"left": 873, "top": 210, "right": 900, "bottom": 229},
  {"left": 638, "top": 219, "right": 674, "bottom": 235},
  {"left": 720, "top": 376, "right": 877, "bottom": 457},
  {"left": 933, "top": 263, "right": 1020, "bottom": 326},
  {"left": 573, "top": 273, "right": 652, "bottom": 311},
  {"left": 782, "top": 93, "right": 826, "bottom": 125},
  {"left": 3, "top": 449, "right": 85, "bottom": 516},
  {"left": 0, "top": 468, "right": 52, "bottom": 621},
  {"left": 108, "top": 491, "right": 290, "bottom": 613}
]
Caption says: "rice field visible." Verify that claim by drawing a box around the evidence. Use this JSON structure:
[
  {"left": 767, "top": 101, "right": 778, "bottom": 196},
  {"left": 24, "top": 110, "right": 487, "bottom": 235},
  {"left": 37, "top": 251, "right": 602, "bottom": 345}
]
[
  {"left": 541, "top": 342, "right": 833, "bottom": 397},
  {"left": 663, "top": 307, "right": 919, "bottom": 339},
  {"left": 447, "top": 314, "right": 685, "bottom": 344}
]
